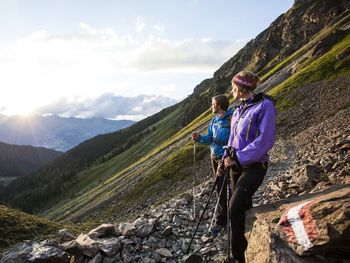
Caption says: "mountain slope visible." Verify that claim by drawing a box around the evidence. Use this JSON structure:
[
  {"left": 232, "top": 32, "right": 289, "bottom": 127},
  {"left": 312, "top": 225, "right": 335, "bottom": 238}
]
[
  {"left": 0, "top": 142, "right": 61, "bottom": 184},
  {"left": 0, "top": 205, "right": 78, "bottom": 254},
  {"left": 1, "top": 0, "right": 350, "bottom": 225}
]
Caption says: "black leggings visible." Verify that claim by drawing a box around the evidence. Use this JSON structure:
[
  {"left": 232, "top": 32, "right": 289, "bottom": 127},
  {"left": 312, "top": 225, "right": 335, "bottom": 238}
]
[
  {"left": 211, "top": 155, "right": 228, "bottom": 226},
  {"left": 229, "top": 164, "right": 267, "bottom": 262}
]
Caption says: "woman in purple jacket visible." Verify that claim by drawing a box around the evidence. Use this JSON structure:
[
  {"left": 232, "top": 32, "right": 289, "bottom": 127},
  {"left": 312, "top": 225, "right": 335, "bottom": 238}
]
[{"left": 218, "top": 71, "right": 276, "bottom": 263}]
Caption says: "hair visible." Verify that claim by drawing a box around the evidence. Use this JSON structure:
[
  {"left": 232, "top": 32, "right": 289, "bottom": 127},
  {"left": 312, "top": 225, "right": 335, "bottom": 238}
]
[
  {"left": 232, "top": 71, "right": 260, "bottom": 93},
  {"left": 212, "top": 94, "right": 229, "bottom": 111}
]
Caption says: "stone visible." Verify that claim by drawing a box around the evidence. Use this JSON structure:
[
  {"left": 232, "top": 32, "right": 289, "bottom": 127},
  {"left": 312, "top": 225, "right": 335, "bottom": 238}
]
[
  {"left": 141, "top": 257, "right": 155, "bottom": 263},
  {"left": 294, "top": 164, "right": 321, "bottom": 189},
  {"left": 87, "top": 253, "right": 103, "bottom": 263},
  {"left": 246, "top": 186, "right": 350, "bottom": 262},
  {"left": 133, "top": 217, "right": 148, "bottom": 227},
  {"left": 149, "top": 218, "right": 160, "bottom": 228},
  {"left": 118, "top": 223, "right": 136, "bottom": 236},
  {"left": 160, "top": 226, "right": 173, "bottom": 237},
  {"left": 339, "top": 144, "right": 350, "bottom": 151},
  {"left": 176, "top": 198, "right": 189, "bottom": 206},
  {"left": 69, "top": 255, "right": 85, "bottom": 263},
  {"left": 121, "top": 246, "right": 133, "bottom": 263},
  {"left": 304, "top": 164, "right": 322, "bottom": 182},
  {"left": 180, "top": 193, "right": 193, "bottom": 203},
  {"left": 0, "top": 241, "right": 69, "bottom": 263},
  {"left": 102, "top": 254, "right": 122, "bottom": 263},
  {"left": 155, "top": 248, "right": 172, "bottom": 259},
  {"left": 60, "top": 240, "right": 81, "bottom": 256},
  {"left": 97, "top": 238, "right": 121, "bottom": 257},
  {"left": 135, "top": 222, "right": 154, "bottom": 238},
  {"left": 88, "top": 224, "right": 119, "bottom": 239},
  {"left": 200, "top": 235, "right": 212, "bottom": 243},
  {"left": 58, "top": 229, "right": 77, "bottom": 243},
  {"left": 75, "top": 234, "right": 100, "bottom": 258}
]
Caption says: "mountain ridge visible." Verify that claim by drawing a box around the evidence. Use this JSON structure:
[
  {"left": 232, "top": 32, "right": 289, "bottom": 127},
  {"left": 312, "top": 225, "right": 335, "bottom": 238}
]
[
  {"left": 0, "top": 141, "right": 62, "bottom": 184},
  {"left": 0, "top": 114, "right": 134, "bottom": 152}
]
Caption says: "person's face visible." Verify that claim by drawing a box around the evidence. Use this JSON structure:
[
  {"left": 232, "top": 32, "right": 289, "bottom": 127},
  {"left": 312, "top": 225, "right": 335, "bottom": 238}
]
[
  {"left": 231, "top": 82, "right": 242, "bottom": 101},
  {"left": 211, "top": 99, "right": 219, "bottom": 113}
]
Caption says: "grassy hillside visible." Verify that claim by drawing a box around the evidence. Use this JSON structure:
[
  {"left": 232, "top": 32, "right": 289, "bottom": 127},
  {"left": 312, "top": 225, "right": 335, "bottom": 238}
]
[
  {"left": 45, "top": 110, "right": 213, "bottom": 223},
  {"left": 0, "top": 205, "right": 78, "bottom": 254},
  {"left": 269, "top": 27, "right": 350, "bottom": 112}
]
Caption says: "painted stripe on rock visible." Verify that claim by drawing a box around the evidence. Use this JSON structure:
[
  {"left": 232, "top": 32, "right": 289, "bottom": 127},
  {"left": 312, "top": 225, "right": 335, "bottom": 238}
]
[
  {"left": 278, "top": 200, "right": 319, "bottom": 251},
  {"left": 287, "top": 201, "right": 314, "bottom": 250}
]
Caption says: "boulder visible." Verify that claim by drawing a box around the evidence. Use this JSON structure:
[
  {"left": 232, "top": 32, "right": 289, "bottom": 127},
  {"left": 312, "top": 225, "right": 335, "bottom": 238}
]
[
  {"left": 118, "top": 223, "right": 136, "bottom": 236},
  {"left": 0, "top": 241, "right": 68, "bottom": 263},
  {"left": 60, "top": 240, "right": 81, "bottom": 256},
  {"left": 97, "top": 237, "right": 121, "bottom": 257},
  {"left": 294, "top": 164, "right": 322, "bottom": 189},
  {"left": 135, "top": 221, "right": 154, "bottom": 238},
  {"left": 246, "top": 186, "right": 350, "bottom": 262},
  {"left": 75, "top": 234, "right": 100, "bottom": 258},
  {"left": 58, "top": 229, "right": 77, "bottom": 243},
  {"left": 88, "top": 224, "right": 119, "bottom": 239}
]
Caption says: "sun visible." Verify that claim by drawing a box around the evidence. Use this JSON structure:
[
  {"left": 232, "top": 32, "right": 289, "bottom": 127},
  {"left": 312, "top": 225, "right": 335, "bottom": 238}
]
[{"left": 1, "top": 104, "right": 36, "bottom": 117}]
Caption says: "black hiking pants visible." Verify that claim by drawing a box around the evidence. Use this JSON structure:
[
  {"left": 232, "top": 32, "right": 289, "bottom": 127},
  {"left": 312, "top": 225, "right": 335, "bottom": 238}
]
[
  {"left": 229, "top": 163, "right": 267, "bottom": 263},
  {"left": 211, "top": 154, "right": 228, "bottom": 226}
]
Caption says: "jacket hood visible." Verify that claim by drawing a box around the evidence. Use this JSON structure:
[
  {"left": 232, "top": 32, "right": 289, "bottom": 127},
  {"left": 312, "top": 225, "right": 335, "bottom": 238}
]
[
  {"left": 223, "top": 107, "right": 234, "bottom": 118},
  {"left": 252, "top": 93, "right": 276, "bottom": 105}
]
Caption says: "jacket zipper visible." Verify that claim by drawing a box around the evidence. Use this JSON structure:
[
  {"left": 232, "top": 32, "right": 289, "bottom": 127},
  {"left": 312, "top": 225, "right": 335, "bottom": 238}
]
[
  {"left": 246, "top": 117, "right": 253, "bottom": 141},
  {"left": 234, "top": 100, "right": 262, "bottom": 135}
]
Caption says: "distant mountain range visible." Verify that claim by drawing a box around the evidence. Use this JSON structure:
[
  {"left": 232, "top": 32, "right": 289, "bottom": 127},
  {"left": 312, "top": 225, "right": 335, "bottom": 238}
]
[
  {"left": 0, "top": 114, "right": 134, "bottom": 152},
  {"left": 0, "top": 141, "right": 62, "bottom": 181}
]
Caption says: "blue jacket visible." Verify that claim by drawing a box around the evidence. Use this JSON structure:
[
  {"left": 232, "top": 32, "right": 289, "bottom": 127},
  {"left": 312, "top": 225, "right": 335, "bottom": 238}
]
[{"left": 197, "top": 108, "right": 234, "bottom": 158}]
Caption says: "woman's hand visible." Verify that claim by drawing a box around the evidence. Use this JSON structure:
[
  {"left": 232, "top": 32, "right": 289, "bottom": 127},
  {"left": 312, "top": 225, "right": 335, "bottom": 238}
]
[
  {"left": 191, "top": 132, "right": 200, "bottom": 141},
  {"left": 224, "top": 157, "right": 235, "bottom": 168},
  {"left": 216, "top": 161, "right": 224, "bottom": 176}
]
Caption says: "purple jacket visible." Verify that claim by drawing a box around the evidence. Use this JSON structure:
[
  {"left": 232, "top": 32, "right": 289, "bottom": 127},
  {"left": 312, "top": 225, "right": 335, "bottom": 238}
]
[{"left": 225, "top": 93, "right": 276, "bottom": 166}]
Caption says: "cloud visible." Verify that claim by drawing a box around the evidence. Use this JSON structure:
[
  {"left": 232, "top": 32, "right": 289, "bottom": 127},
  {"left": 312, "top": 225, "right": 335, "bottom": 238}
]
[
  {"left": 153, "top": 24, "right": 165, "bottom": 34},
  {"left": 127, "top": 37, "right": 243, "bottom": 72},
  {"left": 136, "top": 16, "right": 146, "bottom": 32},
  {"left": 3, "top": 23, "right": 245, "bottom": 73},
  {"left": 0, "top": 23, "right": 246, "bottom": 115},
  {"left": 35, "top": 93, "right": 178, "bottom": 121}
]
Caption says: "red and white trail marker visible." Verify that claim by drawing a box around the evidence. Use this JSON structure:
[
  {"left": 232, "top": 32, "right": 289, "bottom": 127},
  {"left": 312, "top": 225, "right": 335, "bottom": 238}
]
[{"left": 278, "top": 200, "right": 319, "bottom": 250}]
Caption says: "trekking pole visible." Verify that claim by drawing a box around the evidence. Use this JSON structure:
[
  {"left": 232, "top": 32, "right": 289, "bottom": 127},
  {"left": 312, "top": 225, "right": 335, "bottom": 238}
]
[
  {"left": 222, "top": 146, "right": 232, "bottom": 263},
  {"left": 192, "top": 141, "right": 196, "bottom": 220},
  {"left": 227, "top": 172, "right": 231, "bottom": 263},
  {"left": 186, "top": 175, "right": 220, "bottom": 254},
  {"left": 208, "top": 174, "right": 227, "bottom": 232}
]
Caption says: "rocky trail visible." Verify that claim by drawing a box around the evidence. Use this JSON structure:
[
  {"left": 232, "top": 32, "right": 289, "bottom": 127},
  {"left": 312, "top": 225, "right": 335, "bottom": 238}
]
[{"left": 2, "top": 107, "right": 349, "bottom": 262}]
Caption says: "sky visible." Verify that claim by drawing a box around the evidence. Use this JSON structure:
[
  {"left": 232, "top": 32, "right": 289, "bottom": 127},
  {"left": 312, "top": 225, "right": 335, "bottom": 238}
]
[{"left": 0, "top": 0, "right": 294, "bottom": 121}]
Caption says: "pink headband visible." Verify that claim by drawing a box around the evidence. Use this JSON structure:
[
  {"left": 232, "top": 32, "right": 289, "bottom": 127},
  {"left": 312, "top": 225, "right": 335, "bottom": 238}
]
[{"left": 232, "top": 75, "right": 256, "bottom": 90}]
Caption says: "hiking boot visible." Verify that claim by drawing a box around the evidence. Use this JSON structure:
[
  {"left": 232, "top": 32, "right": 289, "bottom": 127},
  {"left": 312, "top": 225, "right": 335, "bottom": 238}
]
[{"left": 209, "top": 224, "right": 226, "bottom": 237}]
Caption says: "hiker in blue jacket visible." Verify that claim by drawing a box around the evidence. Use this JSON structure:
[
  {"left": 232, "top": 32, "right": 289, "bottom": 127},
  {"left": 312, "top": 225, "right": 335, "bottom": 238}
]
[{"left": 192, "top": 94, "right": 233, "bottom": 236}]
